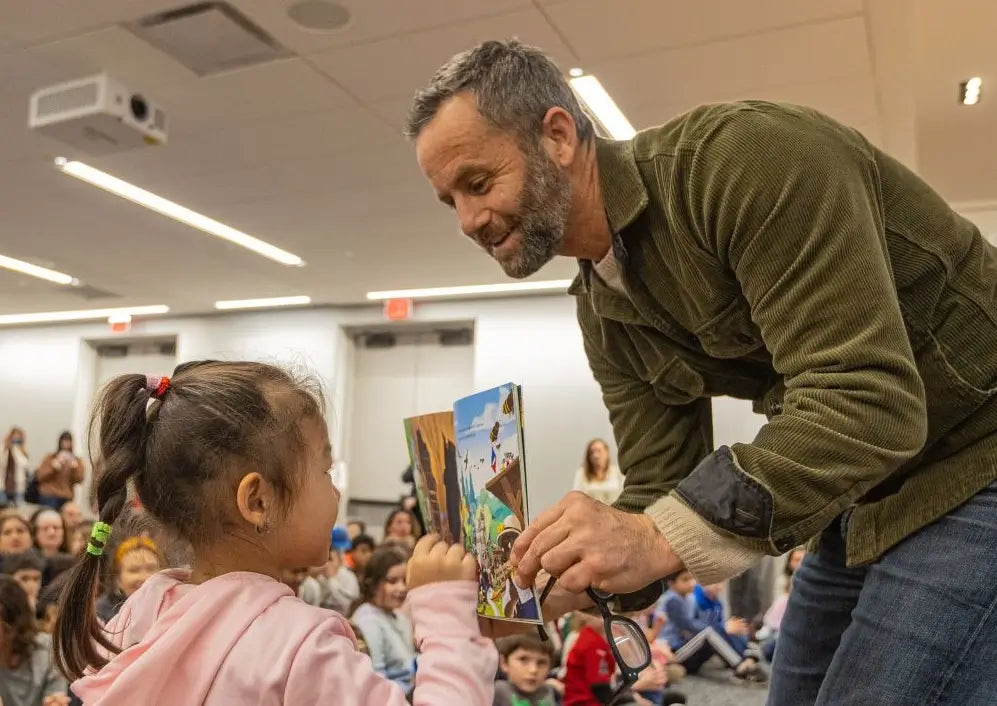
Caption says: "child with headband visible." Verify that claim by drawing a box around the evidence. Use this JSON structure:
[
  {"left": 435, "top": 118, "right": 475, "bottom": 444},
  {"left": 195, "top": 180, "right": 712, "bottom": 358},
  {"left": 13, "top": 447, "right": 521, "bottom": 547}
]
[{"left": 54, "top": 361, "right": 496, "bottom": 705}]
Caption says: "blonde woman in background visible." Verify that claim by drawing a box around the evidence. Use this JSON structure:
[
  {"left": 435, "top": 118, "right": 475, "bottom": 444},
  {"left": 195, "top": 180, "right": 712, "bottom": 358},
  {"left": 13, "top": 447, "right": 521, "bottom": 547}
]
[{"left": 573, "top": 439, "right": 623, "bottom": 505}]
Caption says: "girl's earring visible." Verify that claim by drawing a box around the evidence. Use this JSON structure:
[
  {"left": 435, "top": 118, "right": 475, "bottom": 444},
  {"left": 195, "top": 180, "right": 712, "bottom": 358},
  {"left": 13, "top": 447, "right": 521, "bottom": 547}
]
[{"left": 255, "top": 517, "right": 272, "bottom": 536}]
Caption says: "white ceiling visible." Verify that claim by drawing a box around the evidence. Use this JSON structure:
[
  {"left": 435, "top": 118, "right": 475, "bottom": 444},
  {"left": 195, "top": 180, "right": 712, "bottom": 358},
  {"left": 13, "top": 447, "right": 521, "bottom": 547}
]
[{"left": 0, "top": 0, "right": 994, "bottom": 315}]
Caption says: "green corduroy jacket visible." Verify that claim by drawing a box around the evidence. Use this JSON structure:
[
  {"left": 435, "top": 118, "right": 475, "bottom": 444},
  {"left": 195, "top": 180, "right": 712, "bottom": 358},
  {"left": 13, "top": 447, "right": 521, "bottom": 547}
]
[{"left": 572, "top": 101, "right": 997, "bottom": 585}]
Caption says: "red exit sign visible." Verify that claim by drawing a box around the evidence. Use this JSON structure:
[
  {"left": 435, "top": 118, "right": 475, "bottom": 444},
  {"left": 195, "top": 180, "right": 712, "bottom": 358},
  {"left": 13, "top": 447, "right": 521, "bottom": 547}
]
[{"left": 383, "top": 298, "right": 413, "bottom": 321}]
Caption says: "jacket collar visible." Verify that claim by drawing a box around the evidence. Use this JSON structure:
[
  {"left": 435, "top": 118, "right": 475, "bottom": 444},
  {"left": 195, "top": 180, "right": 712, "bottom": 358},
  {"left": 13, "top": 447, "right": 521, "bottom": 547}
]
[
  {"left": 568, "top": 136, "right": 648, "bottom": 308},
  {"left": 595, "top": 136, "right": 649, "bottom": 236}
]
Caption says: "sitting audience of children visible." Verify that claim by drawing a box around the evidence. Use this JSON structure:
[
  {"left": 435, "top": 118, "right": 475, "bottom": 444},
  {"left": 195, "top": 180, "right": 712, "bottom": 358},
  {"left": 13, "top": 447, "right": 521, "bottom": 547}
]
[
  {"left": 0, "top": 574, "right": 68, "bottom": 706},
  {"left": 563, "top": 611, "right": 686, "bottom": 706},
  {"left": 658, "top": 570, "right": 766, "bottom": 683}
]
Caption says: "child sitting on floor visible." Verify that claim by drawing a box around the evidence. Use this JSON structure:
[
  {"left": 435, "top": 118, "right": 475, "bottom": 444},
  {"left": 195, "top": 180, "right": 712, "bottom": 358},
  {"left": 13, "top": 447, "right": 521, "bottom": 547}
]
[
  {"left": 494, "top": 634, "right": 561, "bottom": 706},
  {"left": 657, "top": 570, "right": 765, "bottom": 683}
]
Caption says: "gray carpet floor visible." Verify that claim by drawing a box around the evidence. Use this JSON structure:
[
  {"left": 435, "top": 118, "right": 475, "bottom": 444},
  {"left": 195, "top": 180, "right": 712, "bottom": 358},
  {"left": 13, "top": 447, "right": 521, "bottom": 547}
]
[{"left": 672, "top": 661, "right": 769, "bottom": 706}]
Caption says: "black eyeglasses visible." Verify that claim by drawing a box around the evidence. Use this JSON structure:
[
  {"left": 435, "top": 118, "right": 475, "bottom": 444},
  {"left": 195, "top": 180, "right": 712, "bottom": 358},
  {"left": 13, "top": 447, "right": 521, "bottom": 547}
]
[{"left": 537, "top": 576, "right": 652, "bottom": 699}]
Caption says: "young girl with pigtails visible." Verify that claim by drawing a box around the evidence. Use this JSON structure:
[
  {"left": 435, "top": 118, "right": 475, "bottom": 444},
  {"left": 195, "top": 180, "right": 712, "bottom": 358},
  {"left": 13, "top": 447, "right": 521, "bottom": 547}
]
[{"left": 54, "top": 361, "right": 496, "bottom": 705}]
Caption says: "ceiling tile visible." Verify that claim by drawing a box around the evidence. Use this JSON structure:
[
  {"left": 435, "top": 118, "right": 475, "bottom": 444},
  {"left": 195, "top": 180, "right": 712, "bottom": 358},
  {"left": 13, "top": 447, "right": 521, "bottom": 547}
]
[
  {"left": 589, "top": 17, "right": 873, "bottom": 119},
  {"left": 308, "top": 8, "right": 578, "bottom": 103},
  {"left": 625, "top": 75, "right": 880, "bottom": 133},
  {"left": 232, "top": 0, "right": 532, "bottom": 55},
  {"left": 153, "top": 58, "right": 356, "bottom": 136},
  {"left": 92, "top": 103, "right": 397, "bottom": 183},
  {"left": 541, "top": 0, "right": 863, "bottom": 63},
  {"left": 0, "top": 1, "right": 179, "bottom": 47}
]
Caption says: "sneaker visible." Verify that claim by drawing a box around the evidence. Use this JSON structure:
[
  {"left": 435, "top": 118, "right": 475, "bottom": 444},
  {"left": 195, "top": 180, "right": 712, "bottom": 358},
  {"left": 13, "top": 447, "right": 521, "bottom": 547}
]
[{"left": 733, "top": 659, "right": 768, "bottom": 684}]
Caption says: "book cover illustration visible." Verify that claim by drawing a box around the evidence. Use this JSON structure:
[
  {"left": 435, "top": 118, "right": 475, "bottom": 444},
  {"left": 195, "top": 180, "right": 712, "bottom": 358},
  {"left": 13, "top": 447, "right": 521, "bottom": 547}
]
[
  {"left": 453, "top": 383, "right": 540, "bottom": 623},
  {"left": 402, "top": 411, "right": 461, "bottom": 544}
]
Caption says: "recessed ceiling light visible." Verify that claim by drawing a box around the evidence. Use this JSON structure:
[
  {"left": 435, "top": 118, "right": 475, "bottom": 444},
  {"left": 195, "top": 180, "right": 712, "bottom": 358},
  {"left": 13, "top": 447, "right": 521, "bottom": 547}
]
[
  {"left": 287, "top": 1, "right": 351, "bottom": 31},
  {"left": 366, "top": 280, "right": 573, "bottom": 300},
  {"left": 569, "top": 67, "right": 584, "bottom": 78},
  {"left": 961, "top": 76, "right": 982, "bottom": 105},
  {"left": 0, "top": 253, "right": 79, "bottom": 286},
  {"left": 0, "top": 304, "right": 169, "bottom": 326},
  {"left": 54, "top": 158, "right": 305, "bottom": 267},
  {"left": 569, "top": 74, "right": 636, "bottom": 139},
  {"left": 214, "top": 295, "right": 312, "bottom": 310}
]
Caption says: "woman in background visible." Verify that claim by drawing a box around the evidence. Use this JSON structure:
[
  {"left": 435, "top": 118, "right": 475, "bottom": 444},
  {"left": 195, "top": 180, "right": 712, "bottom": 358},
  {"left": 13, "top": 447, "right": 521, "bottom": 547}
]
[
  {"left": 382, "top": 508, "right": 420, "bottom": 551},
  {"left": 572, "top": 439, "right": 624, "bottom": 505},
  {"left": 36, "top": 433, "right": 84, "bottom": 512},
  {"left": 0, "top": 575, "right": 68, "bottom": 706},
  {"left": 1, "top": 428, "right": 30, "bottom": 507},
  {"left": 30, "top": 510, "right": 69, "bottom": 559}
]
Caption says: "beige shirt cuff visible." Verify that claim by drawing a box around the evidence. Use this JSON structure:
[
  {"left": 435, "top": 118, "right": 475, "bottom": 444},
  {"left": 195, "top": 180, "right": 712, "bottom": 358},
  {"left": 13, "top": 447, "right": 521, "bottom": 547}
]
[{"left": 644, "top": 494, "right": 770, "bottom": 585}]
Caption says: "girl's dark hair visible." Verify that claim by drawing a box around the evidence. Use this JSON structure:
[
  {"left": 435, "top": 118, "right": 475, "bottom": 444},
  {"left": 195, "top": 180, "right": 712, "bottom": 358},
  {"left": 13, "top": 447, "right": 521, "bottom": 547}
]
[
  {"left": 30, "top": 507, "right": 70, "bottom": 554},
  {"left": 0, "top": 574, "right": 38, "bottom": 668},
  {"left": 351, "top": 534, "right": 375, "bottom": 551},
  {"left": 1, "top": 550, "right": 44, "bottom": 576},
  {"left": 351, "top": 545, "right": 407, "bottom": 616},
  {"left": 582, "top": 438, "right": 610, "bottom": 483},
  {"left": 54, "top": 360, "right": 324, "bottom": 681}
]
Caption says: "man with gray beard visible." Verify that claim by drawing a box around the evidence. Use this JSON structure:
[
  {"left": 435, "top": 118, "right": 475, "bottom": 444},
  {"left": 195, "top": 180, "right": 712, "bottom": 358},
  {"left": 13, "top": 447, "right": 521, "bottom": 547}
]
[{"left": 407, "top": 39, "right": 997, "bottom": 705}]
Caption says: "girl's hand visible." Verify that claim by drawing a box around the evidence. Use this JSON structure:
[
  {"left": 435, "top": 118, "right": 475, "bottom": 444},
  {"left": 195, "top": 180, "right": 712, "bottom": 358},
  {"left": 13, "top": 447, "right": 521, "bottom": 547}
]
[
  {"left": 407, "top": 534, "right": 477, "bottom": 590},
  {"left": 43, "top": 694, "right": 71, "bottom": 706}
]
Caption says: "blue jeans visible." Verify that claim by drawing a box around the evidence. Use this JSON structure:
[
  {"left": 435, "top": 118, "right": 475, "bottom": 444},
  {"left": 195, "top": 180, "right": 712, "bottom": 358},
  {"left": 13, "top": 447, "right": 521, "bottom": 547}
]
[{"left": 768, "top": 480, "right": 997, "bottom": 705}]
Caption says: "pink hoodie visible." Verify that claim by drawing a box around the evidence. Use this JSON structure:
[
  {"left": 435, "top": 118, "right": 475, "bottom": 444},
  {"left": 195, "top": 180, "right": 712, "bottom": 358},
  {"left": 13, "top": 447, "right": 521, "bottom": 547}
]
[{"left": 73, "top": 569, "right": 497, "bottom": 705}]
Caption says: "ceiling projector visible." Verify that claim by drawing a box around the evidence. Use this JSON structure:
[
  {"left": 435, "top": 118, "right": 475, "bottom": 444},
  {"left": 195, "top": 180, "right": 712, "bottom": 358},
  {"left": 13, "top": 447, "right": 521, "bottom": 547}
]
[{"left": 29, "top": 73, "right": 168, "bottom": 156}]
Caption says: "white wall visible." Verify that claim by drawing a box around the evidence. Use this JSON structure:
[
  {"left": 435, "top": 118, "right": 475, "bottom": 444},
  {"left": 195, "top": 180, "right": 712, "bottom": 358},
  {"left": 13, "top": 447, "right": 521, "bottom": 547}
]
[
  {"left": 0, "top": 309, "right": 344, "bottom": 498},
  {"left": 0, "top": 295, "right": 766, "bottom": 521}
]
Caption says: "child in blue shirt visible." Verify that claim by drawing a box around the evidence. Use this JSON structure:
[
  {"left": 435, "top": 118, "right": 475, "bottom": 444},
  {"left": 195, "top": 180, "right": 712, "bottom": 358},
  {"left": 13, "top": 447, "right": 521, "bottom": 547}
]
[{"left": 657, "top": 571, "right": 764, "bottom": 682}]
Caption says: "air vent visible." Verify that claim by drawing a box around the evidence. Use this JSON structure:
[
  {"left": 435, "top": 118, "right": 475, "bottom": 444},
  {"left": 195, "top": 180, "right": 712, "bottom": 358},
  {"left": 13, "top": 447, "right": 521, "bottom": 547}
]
[
  {"left": 363, "top": 333, "right": 396, "bottom": 349},
  {"left": 96, "top": 344, "right": 129, "bottom": 358},
  {"left": 128, "top": 2, "right": 291, "bottom": 77},
  {"left": 35, "top": 81, "right": 100, "bottom": 119},
  {"left": 439, "top": 329, "right": 473, "bottom": 346}
]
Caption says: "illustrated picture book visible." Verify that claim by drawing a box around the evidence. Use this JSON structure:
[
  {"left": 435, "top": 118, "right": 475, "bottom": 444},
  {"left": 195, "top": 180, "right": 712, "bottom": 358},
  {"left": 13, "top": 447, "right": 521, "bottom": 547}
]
[{"left": 403, "top": 382, "right": 540, "bottom": 624}]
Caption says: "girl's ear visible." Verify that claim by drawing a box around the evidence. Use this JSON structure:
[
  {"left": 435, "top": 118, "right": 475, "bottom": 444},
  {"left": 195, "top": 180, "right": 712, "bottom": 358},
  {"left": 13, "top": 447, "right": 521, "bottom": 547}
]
[{"left": 235, "top": 472, "right": 276, "bottom": 531}]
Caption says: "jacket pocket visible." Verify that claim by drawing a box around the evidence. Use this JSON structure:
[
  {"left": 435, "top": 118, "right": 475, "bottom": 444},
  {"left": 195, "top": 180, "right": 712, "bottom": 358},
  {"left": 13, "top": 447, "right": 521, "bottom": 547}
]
[
  {"left": 913, "top": 332, "right": 996, "bottom": 451},
  {"left": 696, "top": 297, "right": 764, "bottom": 359},
  {"left": 649, "top": 355, "right": 706, "bottom": 405}
]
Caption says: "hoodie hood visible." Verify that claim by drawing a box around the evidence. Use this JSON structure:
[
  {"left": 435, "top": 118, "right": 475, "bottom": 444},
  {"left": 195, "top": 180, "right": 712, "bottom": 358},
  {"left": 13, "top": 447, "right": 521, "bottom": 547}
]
[{"left": 73, "top": 569, "right": 297, "bottom": 704}]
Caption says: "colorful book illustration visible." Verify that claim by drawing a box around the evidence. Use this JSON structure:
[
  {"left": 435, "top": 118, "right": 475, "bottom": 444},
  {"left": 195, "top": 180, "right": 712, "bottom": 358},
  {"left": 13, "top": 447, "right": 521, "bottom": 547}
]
[{"left": 403, "top": 383, "right": 540, "bottom": 624}]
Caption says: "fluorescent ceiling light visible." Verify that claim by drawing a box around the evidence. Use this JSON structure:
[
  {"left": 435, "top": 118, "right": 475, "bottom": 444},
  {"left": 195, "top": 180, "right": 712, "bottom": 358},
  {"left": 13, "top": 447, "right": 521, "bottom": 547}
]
[
  {"left": 0, "top": 253, "right": 79, "bottom": 285},
  {"left": 54, "top": 158, "right": 305, "bottom": 267},
  {"left": 0, "top": 305, "right": 169, "bottom": 326},
  {"left": 961, "top": 76, "right": 982, "bottom": 105},
  {"left": 569, "top": 74, "right": 636, "bottom": 139},
  {"left": 214, "top": 295, "right": 312, "bottom": 310},
  {"left": 366, "top": 280, "right": 573, "bottom": 300}
]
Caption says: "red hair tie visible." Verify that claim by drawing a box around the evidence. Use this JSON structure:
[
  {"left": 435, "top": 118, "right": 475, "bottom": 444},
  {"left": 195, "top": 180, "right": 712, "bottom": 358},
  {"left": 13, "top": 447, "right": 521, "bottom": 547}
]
[{"left": 146, "top": 375, "right": 171, "bottom": 399}]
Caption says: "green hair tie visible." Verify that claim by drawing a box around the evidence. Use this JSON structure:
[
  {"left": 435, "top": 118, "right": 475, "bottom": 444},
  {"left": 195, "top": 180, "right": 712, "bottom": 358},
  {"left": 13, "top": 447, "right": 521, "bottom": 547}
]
[{"left": 86, "top": 521, "right": 113, "bottom": 557}]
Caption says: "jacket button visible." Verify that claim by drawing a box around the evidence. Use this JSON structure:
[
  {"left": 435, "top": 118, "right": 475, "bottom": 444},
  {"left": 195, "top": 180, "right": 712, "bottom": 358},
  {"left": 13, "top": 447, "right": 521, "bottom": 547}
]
[{"left": 770, "top": 401, "right": 783, "bottom": 415}]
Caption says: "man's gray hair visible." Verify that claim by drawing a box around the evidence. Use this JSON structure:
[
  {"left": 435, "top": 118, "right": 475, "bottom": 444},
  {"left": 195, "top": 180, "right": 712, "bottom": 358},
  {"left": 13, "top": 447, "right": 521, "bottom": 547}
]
[{"left": 405, "top": 39, "right": 594, "bottom": 143}]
